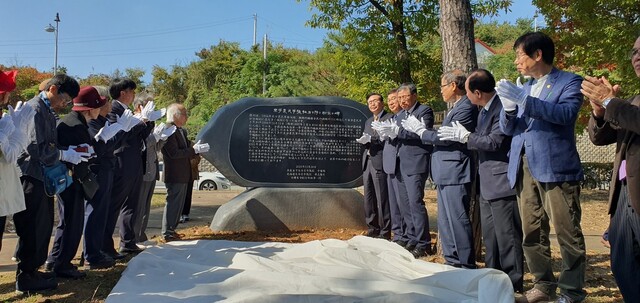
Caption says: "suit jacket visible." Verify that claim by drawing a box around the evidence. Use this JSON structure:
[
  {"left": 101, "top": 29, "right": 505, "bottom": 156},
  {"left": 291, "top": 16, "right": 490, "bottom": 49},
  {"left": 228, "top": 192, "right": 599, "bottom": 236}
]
[
  {"left": 423, "top": 96, "right": 478, "bottom": 185},
  {"left": 500, "top": 68, "right": 584, "bottom": 187},
  {"left": 107, "top": 100, "right": 154, "bottom": 176},
  {"left": 57, "top": 111, "right": 96, "bottom": 181},
  {"left": 87, "top": 115, "right": 126, "bottom": 172},
  {"left": 396, "top": 103, "right": 434, "bottom": 175},
  {"left": 18, "top": 94, "right": 60, "bottom": 181},
  {"left": 466, "top": 96, "right": 515, "bottom": 200},
  {"left": 588, "top": 95, "right": 640, "bottom": 215},
  {"left": 382, "top": 114, "right": 400, "bottom": 175},
  {"left": 161, "top": 127, "right": 196, "bottom": 184},
  {"left": 362, "top": 111, "right": 391, "bottom": 171}
]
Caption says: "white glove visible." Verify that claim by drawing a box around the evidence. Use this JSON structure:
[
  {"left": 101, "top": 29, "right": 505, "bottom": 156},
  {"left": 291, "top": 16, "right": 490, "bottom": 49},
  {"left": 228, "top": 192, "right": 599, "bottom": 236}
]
[
  {"left": 437, "top": 121, "right": 471, "bottom": 143},
  {"left": 400, "top": 115, "right": 427, "bottom": 137},
  {"left": 95, "top": 121, "right": 123, "bottom": 142},
  {"left": 146, "top": 107, "right": 166, "bottom": 122},
  {"left": 153, "top": 122, "right": 176, "bottom": 141},
  {"left": 516, "top": 76, "right": 524, "bottom": 88},
  {"left": 117, "top": 109, "right": 141, "bottom": 132},
  {"left": 77, "top": 143, "right": 96, "bottom": 158},
  {"left": 140, "top": 101, "right": 158, "bottom": 121},
  {"left": 0, "top": 113, "right": 16, "bottom": 147},
  {"left": 8, "top": 101, "right": 36, "bottom": 134},
  {"left": 60, "top": 148, "right": 91, "bottom": 165},
  {"left": 371, "top": 120, "right": 399, "bottom": 139},
  {"left": 500, "top": 96, "right": 518, "bottom": 112},
  {"left": 355, "top": 133, "right": 371, "bottom": 144},
  {"left": 193, "top": 140, "right": 210, "bottom": 154},
  {"left": 496, "top": 79, "right": 528, "bottom": 105}
]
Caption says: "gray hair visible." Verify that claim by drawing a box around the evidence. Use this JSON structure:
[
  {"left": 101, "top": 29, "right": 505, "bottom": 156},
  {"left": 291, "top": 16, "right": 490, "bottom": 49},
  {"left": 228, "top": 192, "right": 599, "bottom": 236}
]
[
  {"left": 441, "top": 69, "right": 467, "bottom": 92},
  {"left": 166, "top": 103, "right": 186, "bottom": 123},
  {"left": 133, "top": 92, "right": 154, "bottom": 109},
  {"left": 93, "top": 86, "right": 110, "bottom": 100},
  {"left": 397, "top": 83, "right": 417, "bottom": 95}
]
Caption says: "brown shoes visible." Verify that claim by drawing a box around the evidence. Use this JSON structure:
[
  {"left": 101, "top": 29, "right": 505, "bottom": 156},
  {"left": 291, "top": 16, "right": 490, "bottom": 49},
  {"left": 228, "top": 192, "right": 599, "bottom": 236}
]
[{"left": 515, "top": 288, "right": 551, "bottom": 303}]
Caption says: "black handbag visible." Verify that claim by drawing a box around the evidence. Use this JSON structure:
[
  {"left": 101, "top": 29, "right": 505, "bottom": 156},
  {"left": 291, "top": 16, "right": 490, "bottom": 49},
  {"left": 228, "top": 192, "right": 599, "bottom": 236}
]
[
  {"left": 42, "top": 161, "right": 73, "bottom": 197},
  {"left": 79, "top": 171, "right": 99, "bottom": 200}
]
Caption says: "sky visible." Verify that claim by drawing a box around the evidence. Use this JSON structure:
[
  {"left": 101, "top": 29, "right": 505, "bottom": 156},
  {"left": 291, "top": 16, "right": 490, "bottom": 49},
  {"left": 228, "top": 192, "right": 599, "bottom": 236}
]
[{"left": 0, "top": 0, "right": 537, "bottom": 84}]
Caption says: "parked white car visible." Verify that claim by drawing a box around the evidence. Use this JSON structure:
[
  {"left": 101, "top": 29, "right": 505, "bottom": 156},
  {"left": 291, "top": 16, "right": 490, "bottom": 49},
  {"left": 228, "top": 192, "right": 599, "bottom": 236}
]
[
  {"left": 157, "top": 162, "right": 231, "bottom": 191},
  {"left": 196, "top": 171, "right": 232, "bottom": 190}
]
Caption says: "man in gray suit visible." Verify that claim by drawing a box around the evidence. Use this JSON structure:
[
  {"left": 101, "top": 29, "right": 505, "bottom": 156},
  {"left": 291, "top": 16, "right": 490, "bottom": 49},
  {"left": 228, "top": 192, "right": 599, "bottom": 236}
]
[
  {"left": 402, "top": 70, "right": 478, "bottom": 268},
  {"left": 161, "top": 104, "right": 209, "bottom": 241},
  {"left": 356, "top": 93, "right": 391, "bottom": 239},
  {"left": 439, "top": 69, "right": 523, "bottom": 292}
]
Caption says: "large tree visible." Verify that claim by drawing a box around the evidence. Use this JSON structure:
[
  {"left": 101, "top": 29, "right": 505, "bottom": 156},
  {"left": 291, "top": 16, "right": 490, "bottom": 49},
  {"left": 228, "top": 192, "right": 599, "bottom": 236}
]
[{"left": 439, "top": 0, "right": 477, "bottom": 74}]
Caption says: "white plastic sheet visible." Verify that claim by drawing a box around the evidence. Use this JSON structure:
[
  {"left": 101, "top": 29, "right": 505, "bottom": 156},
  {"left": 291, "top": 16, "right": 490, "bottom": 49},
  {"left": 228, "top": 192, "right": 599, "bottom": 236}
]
[{"left": 107, "top": 236, "right": 514, "bottom": 303}]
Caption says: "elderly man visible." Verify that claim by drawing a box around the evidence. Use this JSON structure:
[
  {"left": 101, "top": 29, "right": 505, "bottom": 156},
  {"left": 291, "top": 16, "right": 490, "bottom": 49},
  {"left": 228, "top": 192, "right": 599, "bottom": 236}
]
[
  {"left": 356, "top": 93, "right": 391, "bottom": 239},
  {"left": 582, "top": 34, "right": 640, "bottom": 302},
  {"left": 439, "top": 69, "right": 523, "bottom": 291},
  {"left": 498, "top": 32, "right": 586, "bottom": 303},
  {"left": 16, "top": 74, "right": 82, "bottom": 292},
  {"left": 161, "top": 104, "right": 209, "bottom": 241},
  {"left": 402, "top": 70, "right": 478, "bottom": 268}
]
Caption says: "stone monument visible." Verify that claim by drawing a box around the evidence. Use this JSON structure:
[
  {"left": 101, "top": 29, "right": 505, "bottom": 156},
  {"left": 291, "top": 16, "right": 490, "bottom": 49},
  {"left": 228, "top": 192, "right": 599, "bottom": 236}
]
[{"left": 197, "top": 96, "right": 370, "bottom": 231}]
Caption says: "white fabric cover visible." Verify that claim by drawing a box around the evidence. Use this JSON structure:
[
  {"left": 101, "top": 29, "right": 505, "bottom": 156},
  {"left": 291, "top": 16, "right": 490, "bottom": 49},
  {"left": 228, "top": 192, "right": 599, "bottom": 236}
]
[
  {"left": 0, "top": 159, "right": 25, "bottom": 217},
  {"left": 107, "top": 236, "right": 514, "bottom": 303}
]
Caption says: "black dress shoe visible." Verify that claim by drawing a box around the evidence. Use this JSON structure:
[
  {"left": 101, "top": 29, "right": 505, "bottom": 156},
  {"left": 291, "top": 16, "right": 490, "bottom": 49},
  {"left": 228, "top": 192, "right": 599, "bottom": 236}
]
[
  {"left": 37, "top": 271, "right": 56, "bottom": 280},
  {"left": 393, "top": 240, "right": 408, "bottom": 248},
  {"left": 163, "top": 234, "right": 180, "bottom": 242},
  {"left": 55, "top": 267, "right": 87, "bottom": 279},
  {"left": 16, "top": 271, "right": 57, "bottom": 293},
  {"left": 102, "top": 250, "right": 126, "bottom": 260},
  {"left": 44, "top": 261, "right": 54, "bottom": 272},
  {"left": 87, "top": 257, "right": 116, "bottom": 270},
  {"left": 119, "top": 246, "right": 143, "bottom": 254},
  {"left": 405, "top": 243, "right": 416, "bottom": 251}
]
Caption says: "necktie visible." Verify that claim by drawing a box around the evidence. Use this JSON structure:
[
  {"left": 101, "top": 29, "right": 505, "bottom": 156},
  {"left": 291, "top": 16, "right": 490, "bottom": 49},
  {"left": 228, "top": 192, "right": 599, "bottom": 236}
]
[
  {"left": 374, "top": 115, "right": 378, "bottom": 122},
  {"left": 479, "top": 109, "right": 487, "bottom": 125}
]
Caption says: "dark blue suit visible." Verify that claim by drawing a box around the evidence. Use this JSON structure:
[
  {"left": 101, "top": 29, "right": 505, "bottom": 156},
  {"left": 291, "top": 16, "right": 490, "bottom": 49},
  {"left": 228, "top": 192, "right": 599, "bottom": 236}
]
[
  {"left": 104, "top": 100, "right": 154, "bottom": 254},
  {"left": 396, "top": 102, "right": 434, "bottom": 250},
  {"left": 420, "top": 96, "right": 478, "bottom": 268},
  {"left": 362, "top": 112, "right": 391, "bottom": 238},
  {"left": 382, "top": 114, "right": 411, "bottom": 243},
  {"left": 466, "top": 96, "right": 523, "bottom": 290}
]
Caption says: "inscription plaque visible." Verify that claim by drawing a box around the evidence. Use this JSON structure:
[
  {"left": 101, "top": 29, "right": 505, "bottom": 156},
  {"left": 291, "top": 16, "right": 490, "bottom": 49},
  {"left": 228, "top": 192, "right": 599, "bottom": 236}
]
[{"left": 197, "top": 97, "right": 370, "bottom": 188}]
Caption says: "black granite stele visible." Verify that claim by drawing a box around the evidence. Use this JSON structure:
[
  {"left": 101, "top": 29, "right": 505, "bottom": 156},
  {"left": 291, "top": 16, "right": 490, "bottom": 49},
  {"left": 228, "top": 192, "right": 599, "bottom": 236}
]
[{"left": 196, "top": 97, "right": 370, "bottom": 188}]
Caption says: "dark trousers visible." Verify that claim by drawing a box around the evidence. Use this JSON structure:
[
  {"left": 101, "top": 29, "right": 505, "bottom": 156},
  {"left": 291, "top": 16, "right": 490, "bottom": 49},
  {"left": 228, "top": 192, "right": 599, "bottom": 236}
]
[
  {"left": 387, "top": 173, "right": 406, "bottom": 242},
  {"left": 162, "top": 183, "right": 188, "bottom": 236},
  {"left": 516, "top": 154, "right": 586, "bottom": 300},
  {"left": 609, "top": 182, "right": 640, "bottom": 302},
  {"left": 480, "top": 194, "right": 523, "bottom": 291},
  {"left": 437, "top": 183, "right": 475, "bottom": 268},
  {"left": 134, "top": 179, "right": 156, "bottom": 243},
  {"left": 14, "top": 176, "right": 54, "bottom": 273},
  {"left": 182, "top": 180, "right": 194, "bottom": 216},
  {"left": 401, "top": 171, "right": 431, "bottom": 250},
  {"left": 0, "top": 216, "right": 6, "bottom": 252},
  {"left": 48, "top": 182, "right": 85, "bottom": 270},
  {"left": 104, "top": 164, "right": 142, "bottom": 253},
  {"left": 84, "top": 166, "right": 113, "bottom": 263},
  {"left": 394, "top": 164, "right": 416, "bottom": 245},
  {"left": 363, "top": 160, "right": 390, "bottom": 238}
]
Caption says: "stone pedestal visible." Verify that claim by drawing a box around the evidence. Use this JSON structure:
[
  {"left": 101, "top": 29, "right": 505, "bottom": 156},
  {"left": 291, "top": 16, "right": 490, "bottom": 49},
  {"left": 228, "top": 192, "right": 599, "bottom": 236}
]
[{"left": 210, "top": 188, "right": 366, "bottom": 232}]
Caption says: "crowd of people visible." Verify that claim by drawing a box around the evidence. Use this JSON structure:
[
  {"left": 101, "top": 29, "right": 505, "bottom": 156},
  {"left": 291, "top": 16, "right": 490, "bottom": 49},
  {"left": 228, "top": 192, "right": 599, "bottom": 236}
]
[
  {"left": 0, "top": 74, "right": 209, "bottom": 293},
  {"left": 356, "top": 31, "right": 640, "bottom": 303}
]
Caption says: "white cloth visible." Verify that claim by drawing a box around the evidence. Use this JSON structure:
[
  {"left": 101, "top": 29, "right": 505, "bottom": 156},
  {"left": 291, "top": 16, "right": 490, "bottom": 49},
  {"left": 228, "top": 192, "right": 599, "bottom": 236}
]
[
  {"left": 107, "top": 236, "right": 514, "bottom": 303},
  {"left": 0, "top": 160, "right": 26, "bottom": 216}
]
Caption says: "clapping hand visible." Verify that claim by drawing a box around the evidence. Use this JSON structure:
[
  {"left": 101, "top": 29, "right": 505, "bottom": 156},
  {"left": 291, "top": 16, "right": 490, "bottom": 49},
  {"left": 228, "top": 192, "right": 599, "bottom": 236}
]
[
  {"left": 371, "top": 120, "right": 399, "bottom": 139},
  {"left": 153, "top": 122, "right": 176, "bottom": 141},
  {"left": 437, "top": 121, "right": 471, "bottom": 143},
  {"left": 496, "top": 79, "right": 528, "bottom": 110},
  {"left": 193, "top": 140, "right": 210, "bottom": 154},
  {"left": 355, "top": 133, "right": 371, "bottom": 144},
  {"left": 400, "top": 115, "right": 426, "bottom": 137}
]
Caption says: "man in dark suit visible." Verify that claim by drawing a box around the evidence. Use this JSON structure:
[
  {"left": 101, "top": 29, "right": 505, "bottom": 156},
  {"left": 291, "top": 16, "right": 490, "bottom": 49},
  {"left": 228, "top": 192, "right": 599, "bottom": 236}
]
[
  {"left": 582, "top": 34, "right": 640, "bottom": 302},
  {"left": 161, "top": 104, "right": 209, "bottom": 241},
  {"left": 16, "top": 74, "right": 81, "bottom": 292},
  {"left": 104, "top": 78, "right": 156, "bottom": 257},
  {"left": 402, "top": 70, "right": 478, "bottom": 268},
  {"left": 356, "top": 93, "right": 391, "bottom": 239},
  {"left": 439, "top": 69, "right": 523, "bottom": 291},
  {"left": 382, "top": 89, "right": 412, "bottom": 247},
  {"left": 498, "top": 32, "right": 586, "bottom": 303},
  {"left": 375, "top": 83, "right": 434, "bottom": 258}
]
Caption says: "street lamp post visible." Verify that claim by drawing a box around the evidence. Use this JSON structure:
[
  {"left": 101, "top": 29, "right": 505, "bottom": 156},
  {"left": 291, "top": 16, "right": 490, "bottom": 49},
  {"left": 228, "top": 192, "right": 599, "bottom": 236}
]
[{"left": 44, "top": 13, "right": 60, "bottom": 75}]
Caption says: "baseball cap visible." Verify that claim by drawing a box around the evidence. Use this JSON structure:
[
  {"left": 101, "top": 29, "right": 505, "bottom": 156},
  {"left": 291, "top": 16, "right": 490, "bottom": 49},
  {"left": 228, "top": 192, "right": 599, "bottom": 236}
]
[{"left": 72, "top": 86, "right": 107, "bottom": 111}]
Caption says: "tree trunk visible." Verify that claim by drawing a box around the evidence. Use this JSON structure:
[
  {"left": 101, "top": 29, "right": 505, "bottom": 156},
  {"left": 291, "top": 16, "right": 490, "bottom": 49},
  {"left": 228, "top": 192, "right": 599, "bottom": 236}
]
[
  {"left": 389, "top": 0, "right": 414, "bottom": 84},
  {"left": 437, "top": 0, "right": 483, "bottom": 261}
]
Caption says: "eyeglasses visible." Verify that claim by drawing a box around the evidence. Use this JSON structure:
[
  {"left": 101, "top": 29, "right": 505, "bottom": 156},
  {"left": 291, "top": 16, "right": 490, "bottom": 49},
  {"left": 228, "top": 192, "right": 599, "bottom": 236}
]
[
  {"left": 515, "top": 51, "right": 530, "bottom": 61},
  {"left": 397, "top": 95, "right": 412, "bottom": 100},
  {"left": 440, "top": 82, "right": 452, "bottom": 88},
  {"left": 629, "top": 48, "right": 640, "bottom": 59},
  {"left": 60, "top": 93, "right": 72, "bottom": 104}
]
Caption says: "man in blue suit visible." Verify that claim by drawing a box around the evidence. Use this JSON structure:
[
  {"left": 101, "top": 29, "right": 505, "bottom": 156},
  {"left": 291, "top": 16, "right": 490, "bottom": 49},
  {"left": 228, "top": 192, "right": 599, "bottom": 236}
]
[
  {"left": 356, "top": 93, "right": 391, "bottom": 239},
  {"left": 497, "top": 32, "right": 586, "bottom": 303},
  {"left": 402, "top": 70, "right": 478, "bottom": 268},
  {"left": 381, "top": 89, "right": 412, "bottom": 247},
  {"left": 439, "top": 69, "right": 523, "bottom": 291}
]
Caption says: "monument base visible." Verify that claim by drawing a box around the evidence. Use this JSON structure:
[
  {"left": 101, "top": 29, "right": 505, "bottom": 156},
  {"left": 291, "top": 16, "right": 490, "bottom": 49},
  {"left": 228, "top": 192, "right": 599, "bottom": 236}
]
[{"left": 210, "top": 187, "right": 366, "bottom": 232}]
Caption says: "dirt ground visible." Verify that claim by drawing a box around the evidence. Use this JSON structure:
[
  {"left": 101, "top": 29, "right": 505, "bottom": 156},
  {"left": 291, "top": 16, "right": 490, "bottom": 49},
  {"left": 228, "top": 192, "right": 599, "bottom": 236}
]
[{"left": 0, "top": 188, "right": 622, "bottom": 302}]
